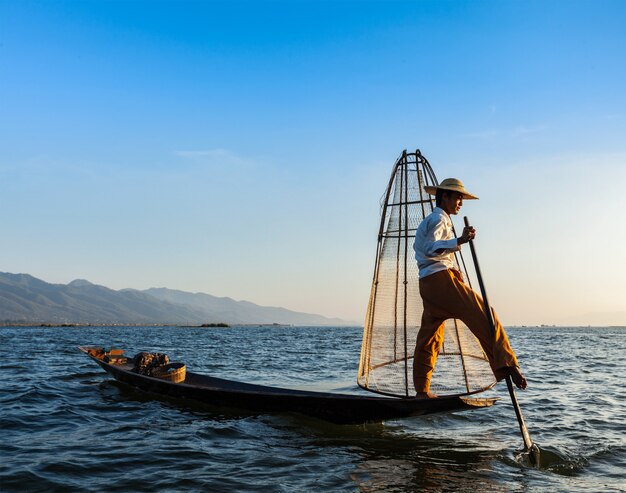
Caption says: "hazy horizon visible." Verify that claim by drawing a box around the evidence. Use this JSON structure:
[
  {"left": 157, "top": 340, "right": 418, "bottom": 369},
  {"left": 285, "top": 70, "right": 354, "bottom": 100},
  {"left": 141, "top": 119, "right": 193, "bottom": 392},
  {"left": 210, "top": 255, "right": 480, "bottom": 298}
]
[{"left": 2, "top": 1, "right": 625, "bottom": 326}]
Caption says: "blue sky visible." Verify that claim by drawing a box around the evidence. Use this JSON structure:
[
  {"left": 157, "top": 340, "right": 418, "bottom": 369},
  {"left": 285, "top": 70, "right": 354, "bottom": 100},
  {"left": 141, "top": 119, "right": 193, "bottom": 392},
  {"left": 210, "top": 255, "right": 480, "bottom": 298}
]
[{"left": 2, "top": 1, "right": 625, "bottom": 324}]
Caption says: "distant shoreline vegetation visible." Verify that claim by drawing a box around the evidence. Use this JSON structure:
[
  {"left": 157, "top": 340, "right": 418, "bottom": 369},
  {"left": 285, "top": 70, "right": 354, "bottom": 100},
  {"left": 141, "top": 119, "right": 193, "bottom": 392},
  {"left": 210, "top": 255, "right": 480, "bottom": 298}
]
[{"left": 0, "top": 322, "right": 301, "bottom": 328}]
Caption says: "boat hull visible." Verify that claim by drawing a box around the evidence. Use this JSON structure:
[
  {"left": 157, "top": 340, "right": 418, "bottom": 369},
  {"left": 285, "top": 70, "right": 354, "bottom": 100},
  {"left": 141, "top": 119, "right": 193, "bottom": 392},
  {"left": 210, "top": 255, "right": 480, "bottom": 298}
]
[{"left": 79, "top": 347, "right": 497, "bottom": 424}]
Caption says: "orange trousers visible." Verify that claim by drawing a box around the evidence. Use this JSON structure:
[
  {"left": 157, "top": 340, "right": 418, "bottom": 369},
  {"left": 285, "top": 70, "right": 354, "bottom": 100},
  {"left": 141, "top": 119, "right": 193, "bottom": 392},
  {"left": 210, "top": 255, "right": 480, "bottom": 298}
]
[{"left": 413, "top": 268, "right": 519, "bottom": 393}]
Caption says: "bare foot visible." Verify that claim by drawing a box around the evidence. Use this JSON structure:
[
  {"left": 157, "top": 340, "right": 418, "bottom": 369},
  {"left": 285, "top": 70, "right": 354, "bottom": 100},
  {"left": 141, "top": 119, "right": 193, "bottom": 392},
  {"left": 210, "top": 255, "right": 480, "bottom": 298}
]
[
  {"left": 510, "top": 367, "right": 528, "bottom": 390},
  {"left": 415, "top": 391, "right": 438, "bottom": 399}
]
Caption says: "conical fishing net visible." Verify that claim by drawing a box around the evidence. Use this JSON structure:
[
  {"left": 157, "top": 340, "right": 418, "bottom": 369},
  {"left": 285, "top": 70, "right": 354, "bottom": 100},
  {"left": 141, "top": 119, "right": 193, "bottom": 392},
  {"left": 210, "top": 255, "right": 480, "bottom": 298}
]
[{"left": 357, "top": 150, "right": 496, "bottom": 398}]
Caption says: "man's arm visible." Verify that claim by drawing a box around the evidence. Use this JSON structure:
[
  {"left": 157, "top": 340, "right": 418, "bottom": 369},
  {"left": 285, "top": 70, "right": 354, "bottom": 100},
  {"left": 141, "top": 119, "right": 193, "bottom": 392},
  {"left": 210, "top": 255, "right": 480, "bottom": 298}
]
[
  {"left": 425, "top": 217, "right": 459, "bottom": 256},
  {"left": 429, "top": 224, "right": 476, "bottom": 255}
]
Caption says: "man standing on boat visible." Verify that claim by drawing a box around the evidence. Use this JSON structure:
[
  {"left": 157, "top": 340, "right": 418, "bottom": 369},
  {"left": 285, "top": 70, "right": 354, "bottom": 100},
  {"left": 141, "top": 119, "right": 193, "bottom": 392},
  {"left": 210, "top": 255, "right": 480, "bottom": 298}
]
[{"left": 412, "top": 178, "right": 527, "bottom": 399}]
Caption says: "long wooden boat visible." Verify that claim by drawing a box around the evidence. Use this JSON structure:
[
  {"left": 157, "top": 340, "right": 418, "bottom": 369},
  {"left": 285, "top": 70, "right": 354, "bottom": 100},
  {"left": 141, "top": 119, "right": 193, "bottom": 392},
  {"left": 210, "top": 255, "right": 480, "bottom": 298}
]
[{"left": 79, "top": 347, "right": 497, "bottom": 424}]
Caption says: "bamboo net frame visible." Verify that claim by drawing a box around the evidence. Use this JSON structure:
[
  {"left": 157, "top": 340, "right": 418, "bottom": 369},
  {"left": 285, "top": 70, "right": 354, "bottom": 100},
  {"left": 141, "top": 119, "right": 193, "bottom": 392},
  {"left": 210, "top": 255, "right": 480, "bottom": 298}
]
[{"left": 357, "top": 150, "right": 496, "bottom": 398}]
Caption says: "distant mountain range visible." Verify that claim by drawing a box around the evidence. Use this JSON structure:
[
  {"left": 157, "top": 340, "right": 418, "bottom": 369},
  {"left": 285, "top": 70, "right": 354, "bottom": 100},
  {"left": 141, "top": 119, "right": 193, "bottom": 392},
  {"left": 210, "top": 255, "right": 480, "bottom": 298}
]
[{"left": 0, "top": 272, "right": 356, "bottom": 326}]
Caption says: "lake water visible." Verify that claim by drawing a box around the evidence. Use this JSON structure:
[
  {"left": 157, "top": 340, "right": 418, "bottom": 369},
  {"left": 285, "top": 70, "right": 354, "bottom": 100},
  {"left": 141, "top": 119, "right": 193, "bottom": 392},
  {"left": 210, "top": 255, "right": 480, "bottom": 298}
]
[{"left": 1, "top": 325, "right": 624, "bottom": 492}]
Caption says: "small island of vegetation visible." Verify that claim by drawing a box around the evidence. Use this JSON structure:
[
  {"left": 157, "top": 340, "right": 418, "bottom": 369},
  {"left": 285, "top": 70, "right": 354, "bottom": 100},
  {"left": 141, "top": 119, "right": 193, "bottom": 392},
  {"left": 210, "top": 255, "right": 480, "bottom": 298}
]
[{"left": 177, "top": 323, "right": 230, "bottom": 328}]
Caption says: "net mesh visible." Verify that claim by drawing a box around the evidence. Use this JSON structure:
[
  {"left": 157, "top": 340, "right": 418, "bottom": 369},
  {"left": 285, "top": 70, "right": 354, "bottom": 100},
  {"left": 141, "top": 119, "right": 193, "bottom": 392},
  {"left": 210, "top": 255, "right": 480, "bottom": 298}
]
[{"left": 357, "top": 150, "right": 496, "bottom": 398}]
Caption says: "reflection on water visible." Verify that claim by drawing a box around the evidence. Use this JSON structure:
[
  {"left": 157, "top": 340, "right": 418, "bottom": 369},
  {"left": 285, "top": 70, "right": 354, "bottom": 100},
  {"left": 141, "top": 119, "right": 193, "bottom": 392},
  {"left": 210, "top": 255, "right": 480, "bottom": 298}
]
[
  {"left": 351, "top": 436, "right": 507, "bottom": 493},
  {"left": 1, "top": 325, "right": 625, "bottom": 492}
]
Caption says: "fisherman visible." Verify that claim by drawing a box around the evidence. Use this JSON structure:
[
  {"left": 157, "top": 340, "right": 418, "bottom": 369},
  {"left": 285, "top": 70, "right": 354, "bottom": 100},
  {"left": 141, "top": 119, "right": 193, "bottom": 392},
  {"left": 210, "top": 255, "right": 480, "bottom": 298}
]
[{"left": 412, "top": 178, "right": 527, "bottom": 399}]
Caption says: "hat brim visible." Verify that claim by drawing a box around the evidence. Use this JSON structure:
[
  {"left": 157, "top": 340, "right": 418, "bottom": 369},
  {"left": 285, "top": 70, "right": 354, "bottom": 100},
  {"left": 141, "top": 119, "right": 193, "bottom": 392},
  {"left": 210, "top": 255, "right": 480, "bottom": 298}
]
[{"left": 423, "top": 185, "right": 479, "bottom": 200}]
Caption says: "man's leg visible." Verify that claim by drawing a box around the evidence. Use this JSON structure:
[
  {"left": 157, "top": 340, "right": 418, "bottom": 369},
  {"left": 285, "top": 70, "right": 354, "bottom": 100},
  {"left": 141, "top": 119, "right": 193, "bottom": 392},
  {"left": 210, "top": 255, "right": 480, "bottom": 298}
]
[
  {"left": 413, "top": 271, "right": 454, "bottom": 396},
  {"left": 445, "top": 270, "right": 527, "bottom": 388},
  {"left": 412, "top": 311, "right": 445, "bottom": 395}
]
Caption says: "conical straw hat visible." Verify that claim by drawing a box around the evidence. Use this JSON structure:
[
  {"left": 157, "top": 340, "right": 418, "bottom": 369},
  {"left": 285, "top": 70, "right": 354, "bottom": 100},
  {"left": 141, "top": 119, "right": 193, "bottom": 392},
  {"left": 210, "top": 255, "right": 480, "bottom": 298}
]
[{"left": 424, "top": 178, "right": 479, "bottom": 200}]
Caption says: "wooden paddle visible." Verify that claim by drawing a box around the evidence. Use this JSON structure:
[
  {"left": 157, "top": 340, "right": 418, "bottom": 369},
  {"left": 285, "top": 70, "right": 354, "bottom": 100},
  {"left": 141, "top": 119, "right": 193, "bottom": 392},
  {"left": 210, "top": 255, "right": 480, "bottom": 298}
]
[{"left": 463, "top": 216, "right": 540, "bottom": 466}]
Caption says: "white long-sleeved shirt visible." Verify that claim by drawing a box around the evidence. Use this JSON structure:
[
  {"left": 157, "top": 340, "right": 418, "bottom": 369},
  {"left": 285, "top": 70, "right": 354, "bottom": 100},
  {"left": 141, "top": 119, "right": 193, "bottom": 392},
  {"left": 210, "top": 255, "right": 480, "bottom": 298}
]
[{"left": 413, "top": 207, "right": 460, "bottom": 278}]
